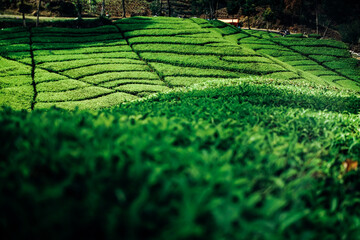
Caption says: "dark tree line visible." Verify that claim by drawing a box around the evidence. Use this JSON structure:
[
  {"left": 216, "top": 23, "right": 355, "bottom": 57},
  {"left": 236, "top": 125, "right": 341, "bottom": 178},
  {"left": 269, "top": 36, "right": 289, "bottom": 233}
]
[
  {"left": 220, "top": 0, "right": 359, "bottom": 43},
  {"left": 3, "top": 0, "right": 359, "bottom": 44}
]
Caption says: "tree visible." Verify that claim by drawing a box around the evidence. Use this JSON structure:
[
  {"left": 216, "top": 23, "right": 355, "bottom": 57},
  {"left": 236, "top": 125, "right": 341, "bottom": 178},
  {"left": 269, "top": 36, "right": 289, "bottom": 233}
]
[
  {"left": 101, "top": 0, "right": 105, "bottom": 17},
  {"left": 208, "top": 0, "right": 217, "bottom": 19},
  {"left": 19, "top": 0, "right": 26, "bottom": 27},
  {"left": 75, "top": 0, "right": 82, "bottom": 21},
  {"left": 226, "top": 0, "right": 241, "bottom": 17},
  {"left": 191, "top": 0, "right": 206, "bottom": 17},
  {"left": 88, "top": 0, "right": 96, "bottom": 13},
  {"left": 122, "top": 0, "right": 126, "bottom": 17},
  {"left": 242, "top": 0, "right": 256, "bottom": 29},
  {"left": 167, "top": 0, "right": 171, "bottom": 17},
  {"left": 150, "top": 0, "right": 163, "bottom": 16},
  {"left": 321, "top": 0, "right": 360, "bottom": 43},
  {"left": 36, "top": 0, "right": 42, "bottom": 27},
  {"left": 263, "top": 6, "right": 275, "bottom": 30}
]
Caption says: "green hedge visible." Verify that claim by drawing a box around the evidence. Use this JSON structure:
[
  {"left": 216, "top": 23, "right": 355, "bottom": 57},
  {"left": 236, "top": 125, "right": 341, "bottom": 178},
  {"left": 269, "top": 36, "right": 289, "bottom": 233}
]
[{"left": 1, "top": 80, "right": 360, "bottom": 239}]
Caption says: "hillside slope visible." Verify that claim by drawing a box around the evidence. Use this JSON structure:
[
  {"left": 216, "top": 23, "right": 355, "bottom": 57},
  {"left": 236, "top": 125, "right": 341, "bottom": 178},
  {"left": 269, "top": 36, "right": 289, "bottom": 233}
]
[
  {"left": 1, "top": 17, "right": 360, "bottom": 240},
  {"left": 0, "top": 17, "right": 359, "bottom": 110}
]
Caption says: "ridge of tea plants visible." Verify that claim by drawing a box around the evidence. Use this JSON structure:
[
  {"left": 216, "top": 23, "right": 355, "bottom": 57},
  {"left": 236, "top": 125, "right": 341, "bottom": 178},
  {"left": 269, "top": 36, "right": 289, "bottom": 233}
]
[
  {"left": 1, "top": 17, "right": 360, "bottom": 239},
  {"left": 1, "top": 16, "right": 359, "bottom": 110}
]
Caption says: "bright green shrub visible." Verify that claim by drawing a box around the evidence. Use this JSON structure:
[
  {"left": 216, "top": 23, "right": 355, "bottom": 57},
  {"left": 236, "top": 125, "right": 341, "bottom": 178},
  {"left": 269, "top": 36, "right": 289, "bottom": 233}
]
[
  {"left": 222, "top": 56, "right": 273, "bottom": 63},
  {"left": 0, "top": 31, "right": 29, "bottom": 40},
  {"left": 296, "top": 65, "right": 328, "bottom": 71},
  {"left": 61, "top": 64, "right": 150, "bottom": 79},
  {"left": 32, "top": 25, "right": 118, "bottom": 34},
  {"left": 34, "top": 45, "right": 132, "bottom": 56},
  {"left": 291, "top": 46, "right": 350, "bottom": 57},
  {"left": 256, "top": 49, "right": 296, "bottom": 57},
  {"left": 32, "top": 33, "right": 124, "bottom": 43},
  {"left": 0, "top": 37, "right": 29, "bottom": 46},
  {"left": 140, "top": 52, "right": 284, "bottom": 74},
  {"left": 308, "top": 55, "right": 339, "bottom": 63},
  {"left": 0, "top": 85, "right": 33, "bottom": 110},
  {"left": 114, "top": 84, "right": 170, "bottom": 93},
  {"left": 123, "top": 28, "right": 210, "bottom": 38},
  {"left": 80, "top": 72, "right": 159, "bottom": 84},
  {"left": 32, "top": 40, "right": 128, "bottom": 50},
  {"left": 38, "top": 58, "right": 143, "bottom": 72},
  {"left": 0, "top": 75, "right": 32, "bottom": 88},
  {"left": 34, "top": 52, "right": 139, "bottom": 64},
  {"left": 165, "top": 76, "right": 224, "bottom": 86},
  {"left": 308, "top": 34, "right": 321, "bottom": 38},
  {"left": 118, "top": 23, "right": 200, "bottom": 32},
  {"left": 335, "top": 80, "right": 360, "bottom": 90},
  {"left": 35, "top": 92, "right": 138, "bottom": 110},
  {"left": 149, "top": 62, "right": 242, "bottom": 78},
  {"left": 286, "top": 33, "right": 304, "bottom": 38},
  {"left": 286, "top": 60, "right": 318, "bottom": 66},
  {"left": 37, "top": 86, "right": 114, "bottom": 102},
  {"left": 276, "top": 55, "right": 308, "bottom": 61},
  {"left": 37, "top": 79, "right": 90, "bottom": 92},
  {"left": 101, "top": 79, "right": 165, "bottom": 88},
  {"left": 116, "top": 16, "right": 185, "bottom": 24},
  {"left": 1, "top": 80, "right": 360, "bottom": 239},
  {"left": 128, "top": 36, "right": 225, "bottom": 46},
  {"left": 133, "top": 43, "right": 257, "bottom": 56},
  {"left": 262, "top": 71, "right": 301, "bottom": 80}
]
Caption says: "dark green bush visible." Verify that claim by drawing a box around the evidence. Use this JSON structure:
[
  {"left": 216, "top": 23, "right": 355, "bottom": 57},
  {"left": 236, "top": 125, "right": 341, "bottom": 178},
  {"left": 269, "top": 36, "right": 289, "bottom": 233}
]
[
  {"left": 45, "top": 1, "right": 77, "bottom": 17},
  {"left": 308, "top": 34, "right": 321, "bottom": 39},
  {"left": 1, "top": 80, "right": 360, "bottom": 239},
  {"left": 338, "top": 20, "right": 360, "bottom": 44}
]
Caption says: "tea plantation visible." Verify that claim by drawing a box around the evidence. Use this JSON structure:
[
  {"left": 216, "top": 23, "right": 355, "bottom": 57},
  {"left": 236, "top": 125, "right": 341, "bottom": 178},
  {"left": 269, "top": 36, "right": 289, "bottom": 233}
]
[{"left": 1, "top": 17, "right": 360, "bottom": 239}]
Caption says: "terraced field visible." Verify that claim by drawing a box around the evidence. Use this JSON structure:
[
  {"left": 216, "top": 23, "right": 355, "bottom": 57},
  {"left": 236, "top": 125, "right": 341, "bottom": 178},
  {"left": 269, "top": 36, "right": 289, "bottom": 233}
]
[
  {"left": 1, "top": 17, "right": 359, "bottom": 110},
  {"left": 1, "top": 17, "right": 360, "bottom": 240}
]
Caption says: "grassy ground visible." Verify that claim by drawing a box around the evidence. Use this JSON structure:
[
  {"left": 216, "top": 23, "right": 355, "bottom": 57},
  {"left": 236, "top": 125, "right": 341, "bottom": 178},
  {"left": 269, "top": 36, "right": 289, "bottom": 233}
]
[
  {"left": 0, "top": 16, "right": 359, "bottom": 111},
  {"left": 0, "top": 17, "right": 360, "bottom": 239}
]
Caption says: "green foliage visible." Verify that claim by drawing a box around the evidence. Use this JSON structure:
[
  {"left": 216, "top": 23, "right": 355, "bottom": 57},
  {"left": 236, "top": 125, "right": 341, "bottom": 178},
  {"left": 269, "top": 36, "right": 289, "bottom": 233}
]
[
  {"left": 118, "top": 23, "right": 200, "bottom": 32},
  {"left": 291, "top": 46, "right": 350, "bottom": 57},
  {"left": 123, "top": 28, "right": 211, "bottom": 38},
  {"left": 37, "top": 86, "right": 113, "bottom": 102},
  {"left": 38, "top": 58, "right": 143, "bottom": 72},
  {"left": 80, "top": 71, "right": 159, "bottom": 85},
  {"left": 1, "top": 80, "right": 360, "bottom": 239},
  {"left": 0, "top": 17, "right": 359, "bottom": 109},
  {"left": 34, "top": 52, "right": 139, "bottom": 64},
  {"left": 32, "top": 41, "right": 127, "bottom": 50},
  {"left": 227, "top": 0, "right": 241, "bottom": 16},
  {"left": 37, "top": 79, "right": 90, "bottom": 92},
  {"left": 133, "top": 43, "right": 257, "bottom": 56},
  {"left": 338, "top": 20, "right": 360, "bottom": 44},
  {"left": 61, "top": 64, "right": 150, "bottom": 79},
  {"left": 140, "top": 52, "right": 284, "bottom": 74},
  {"left": 128, "top": 36, "right": 225, "bottom": 46},
  {"left": 286, "top": 33, "right": 304, "bottom": 38},
  {"left": 242, "top": 0, "right": 257, "bottom": 17},
  {"left": 263, "top": 7, "right": 276, "bottom": 23},
  {"left": 32, "top": 33, "right": 124, "bottom": 43},
  {"left": 34, "top": 45, "right": 132, "bottom": 56},
  {"left": 308, "top": 34, "right": 321, "bottom": 39},
  {"left": 114, "top": 83, "right": 170, "bottom": 93},
  {"left": 101, "top": 79, "right": 165, "bottom": 88},
  {"left": 149, "top": 62, "right": 243, "bottom": 78},
  {"left": 1, "top": 17, "right": 360, "bottom": 238},
  {"left": 32, "top": 25, "right": 118, "bottom": 34},
  {"left": 36, "top": 92, "right": 138, "bottom": 110}
]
